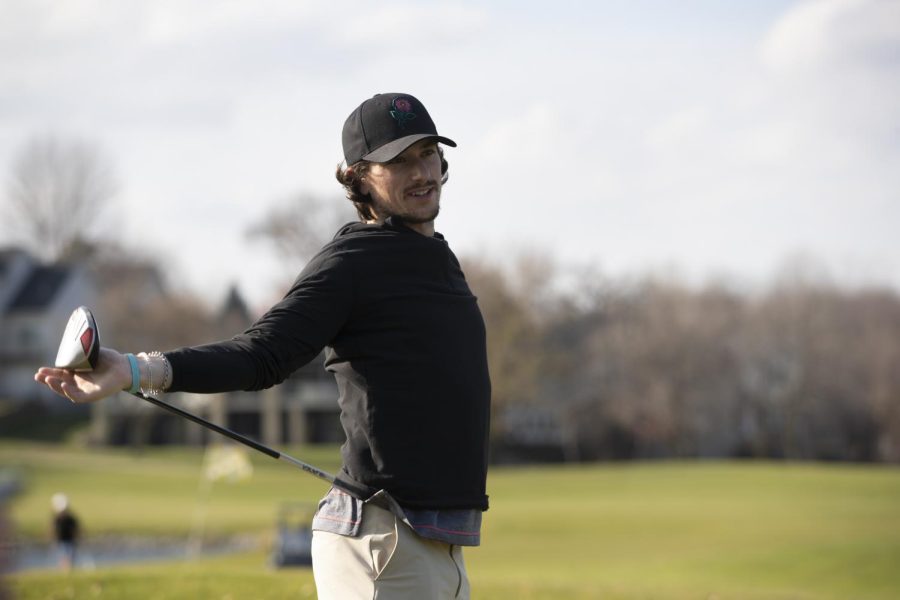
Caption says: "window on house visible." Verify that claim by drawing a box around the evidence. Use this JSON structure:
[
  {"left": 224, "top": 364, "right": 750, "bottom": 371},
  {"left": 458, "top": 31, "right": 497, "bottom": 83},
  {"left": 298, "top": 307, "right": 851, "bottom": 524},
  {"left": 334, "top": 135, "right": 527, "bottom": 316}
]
[{"left": 17, "top": 326, "right": 41, "bottom": 352}]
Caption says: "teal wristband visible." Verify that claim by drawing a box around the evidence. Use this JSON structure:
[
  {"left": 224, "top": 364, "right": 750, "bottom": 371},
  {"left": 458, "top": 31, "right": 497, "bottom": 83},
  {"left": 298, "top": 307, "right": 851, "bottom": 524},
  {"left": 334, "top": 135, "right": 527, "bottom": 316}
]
[{"left": 125, "top": 353, "right": 140, "bottom": 394}]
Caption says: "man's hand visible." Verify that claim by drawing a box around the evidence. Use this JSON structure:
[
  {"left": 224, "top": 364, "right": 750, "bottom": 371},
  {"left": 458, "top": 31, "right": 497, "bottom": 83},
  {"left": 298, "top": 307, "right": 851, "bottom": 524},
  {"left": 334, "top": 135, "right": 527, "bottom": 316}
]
[{"left": 34, "top": 348, "right": 132, "bottom": 403}]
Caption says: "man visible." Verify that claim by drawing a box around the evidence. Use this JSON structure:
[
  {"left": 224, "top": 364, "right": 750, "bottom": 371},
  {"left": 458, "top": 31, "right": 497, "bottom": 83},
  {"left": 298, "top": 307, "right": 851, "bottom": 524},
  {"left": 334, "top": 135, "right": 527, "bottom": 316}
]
[
  {"left": 35, "top": 93, "right": 491, "bottom": 599},
  {"left": 51, "top": 493, "right": 80, "bottom": 571}
]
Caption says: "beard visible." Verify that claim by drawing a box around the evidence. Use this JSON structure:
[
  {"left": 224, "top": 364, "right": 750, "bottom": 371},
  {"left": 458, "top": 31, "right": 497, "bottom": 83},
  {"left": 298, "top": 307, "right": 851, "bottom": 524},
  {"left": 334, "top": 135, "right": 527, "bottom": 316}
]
[
  {"left": 370, "top": 185, "right": 441, "bottom": 225},
  {"left": 395, "top": 203, "right": 440, "bottom": 224}
]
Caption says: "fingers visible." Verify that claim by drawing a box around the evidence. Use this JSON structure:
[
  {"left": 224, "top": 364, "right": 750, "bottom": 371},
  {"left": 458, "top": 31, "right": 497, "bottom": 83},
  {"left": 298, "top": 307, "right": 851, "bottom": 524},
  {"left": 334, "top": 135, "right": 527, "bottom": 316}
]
[
  {"left": 59, "top": 381, "right": 85, "bottom": 403},
  {"left": 35, "top": 367, "right": 75, "bottom": 382},
  {"left": 34, "top": 370, "right": 74, "bottom": 401},
  {"left": 34, "top": 347, "right": 130, "bottom": 404},
  {"left": 34, "top": 368, "right": 93, "bottom": 403}
]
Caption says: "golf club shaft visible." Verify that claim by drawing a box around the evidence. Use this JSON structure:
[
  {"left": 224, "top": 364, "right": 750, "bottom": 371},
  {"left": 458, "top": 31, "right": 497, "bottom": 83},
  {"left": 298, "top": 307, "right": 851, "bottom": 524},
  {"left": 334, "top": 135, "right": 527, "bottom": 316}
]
[{"left": 131, "top": 392, "right": 336, "bottom": 485}]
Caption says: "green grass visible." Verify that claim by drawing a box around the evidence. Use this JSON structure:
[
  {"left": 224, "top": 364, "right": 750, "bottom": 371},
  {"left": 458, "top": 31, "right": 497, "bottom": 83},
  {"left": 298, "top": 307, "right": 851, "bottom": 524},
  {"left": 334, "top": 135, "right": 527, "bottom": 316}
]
[
  {"left": 4, "top": 442, "right": 900, "bottom": 599},
  {"left": 10, "top": 551, "right": 318, "bottom": 600},
  {"left": 1, "top": 442, "right": 341, "bottom": 538},
  {"left": 475, "top": 462, "right": 900, "bottom": 599}
]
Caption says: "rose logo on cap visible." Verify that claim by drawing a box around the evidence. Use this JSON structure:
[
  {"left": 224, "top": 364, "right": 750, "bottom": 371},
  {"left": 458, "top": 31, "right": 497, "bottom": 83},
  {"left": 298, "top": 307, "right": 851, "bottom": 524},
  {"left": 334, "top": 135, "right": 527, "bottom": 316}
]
[{"left": 390, "top": 97, "right": 417, "bottom": 130}]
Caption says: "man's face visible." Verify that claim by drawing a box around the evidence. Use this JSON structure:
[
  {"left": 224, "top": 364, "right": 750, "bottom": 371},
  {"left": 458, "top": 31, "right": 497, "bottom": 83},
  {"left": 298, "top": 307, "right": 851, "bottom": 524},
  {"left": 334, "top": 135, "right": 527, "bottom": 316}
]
[{"left": 360, "top": 139, "right": 442, "bottom": 234}]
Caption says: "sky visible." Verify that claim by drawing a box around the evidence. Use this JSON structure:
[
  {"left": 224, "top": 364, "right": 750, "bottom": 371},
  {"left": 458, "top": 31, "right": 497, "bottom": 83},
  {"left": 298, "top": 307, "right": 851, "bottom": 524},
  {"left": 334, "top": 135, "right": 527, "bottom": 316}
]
[{"left": 2, "top": 0, "right": 898, "bottom": 312}]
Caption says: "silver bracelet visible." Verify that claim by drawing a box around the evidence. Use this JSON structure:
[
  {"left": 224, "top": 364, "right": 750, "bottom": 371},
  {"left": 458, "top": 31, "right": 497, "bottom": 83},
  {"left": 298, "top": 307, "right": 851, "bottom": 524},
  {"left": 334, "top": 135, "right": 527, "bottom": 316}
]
[
  {"left": 138, "top": 351, "right": 170, "bottom": 397},
  {"left": 149, "top": 351, "right": 172, "bottom": 393},
  {"left": 137, "top": 352, "right": 153, "bottom": 397}
]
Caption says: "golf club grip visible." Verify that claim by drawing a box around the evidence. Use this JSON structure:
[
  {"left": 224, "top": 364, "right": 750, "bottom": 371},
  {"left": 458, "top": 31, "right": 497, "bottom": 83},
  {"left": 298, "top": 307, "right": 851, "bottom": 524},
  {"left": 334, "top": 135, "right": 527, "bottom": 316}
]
[{"left": 132, "top": 392, "right": 280, "bottom": 459}]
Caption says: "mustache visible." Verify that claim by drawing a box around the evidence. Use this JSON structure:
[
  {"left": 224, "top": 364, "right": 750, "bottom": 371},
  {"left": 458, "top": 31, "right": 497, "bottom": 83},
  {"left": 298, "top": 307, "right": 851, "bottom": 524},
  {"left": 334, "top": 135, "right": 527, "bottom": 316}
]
[{"left": 404, "top": 181, "right": 438, "bottom": 193}]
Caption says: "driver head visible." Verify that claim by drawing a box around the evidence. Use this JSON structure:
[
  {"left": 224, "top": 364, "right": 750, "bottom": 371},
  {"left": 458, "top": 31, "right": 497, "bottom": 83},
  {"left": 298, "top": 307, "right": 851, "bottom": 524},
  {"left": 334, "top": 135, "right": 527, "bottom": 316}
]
[{"left": 55, "top": 306, "right": 100, "bottom": 371}]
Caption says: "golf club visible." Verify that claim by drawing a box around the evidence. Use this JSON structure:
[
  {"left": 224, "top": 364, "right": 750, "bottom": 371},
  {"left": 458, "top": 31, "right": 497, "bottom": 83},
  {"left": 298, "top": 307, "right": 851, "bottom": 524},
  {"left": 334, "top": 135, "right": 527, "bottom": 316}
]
[
  {"left": 55, "top": 306, "right": 100, "bottom": 372},
  {"left": 54, "top": 306, "right": 336, "bottom": 486}
]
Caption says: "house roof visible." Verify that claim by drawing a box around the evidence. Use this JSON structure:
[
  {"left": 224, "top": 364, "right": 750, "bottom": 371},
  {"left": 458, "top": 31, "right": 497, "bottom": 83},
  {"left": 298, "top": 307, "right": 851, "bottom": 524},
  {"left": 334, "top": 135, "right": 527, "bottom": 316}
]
[
  {"left": 220, "top": 285, "right": 251, "bottom": 324},
  {"left": 7, "top": 265, "right": 72, "bottom": 312},
  {"left": 0, "top": 248, "right": 29, "bottom": 278}
]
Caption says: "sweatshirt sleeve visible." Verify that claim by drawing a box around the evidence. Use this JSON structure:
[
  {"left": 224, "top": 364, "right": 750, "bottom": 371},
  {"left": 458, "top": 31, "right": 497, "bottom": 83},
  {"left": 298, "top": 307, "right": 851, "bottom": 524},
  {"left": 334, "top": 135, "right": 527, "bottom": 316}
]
[{"left": 164, "top": 248, "right": 354, "bottom": 393}]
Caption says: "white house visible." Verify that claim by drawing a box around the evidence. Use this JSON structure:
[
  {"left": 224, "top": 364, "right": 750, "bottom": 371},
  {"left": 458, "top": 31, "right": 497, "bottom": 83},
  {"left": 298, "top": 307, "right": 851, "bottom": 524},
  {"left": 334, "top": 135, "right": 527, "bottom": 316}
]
[
  {"left": 0, "top": 248, "right": 96, "bottom": 407},
  {"left": 0, "top": 247, "right": 342, "bottom": 444}
]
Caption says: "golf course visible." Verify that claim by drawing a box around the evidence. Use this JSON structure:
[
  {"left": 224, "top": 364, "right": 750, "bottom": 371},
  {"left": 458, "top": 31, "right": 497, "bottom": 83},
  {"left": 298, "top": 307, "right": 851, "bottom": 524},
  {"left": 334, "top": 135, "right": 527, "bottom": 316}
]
[{"left": 3, "top": 441, "right": 899, "bottom": 599}]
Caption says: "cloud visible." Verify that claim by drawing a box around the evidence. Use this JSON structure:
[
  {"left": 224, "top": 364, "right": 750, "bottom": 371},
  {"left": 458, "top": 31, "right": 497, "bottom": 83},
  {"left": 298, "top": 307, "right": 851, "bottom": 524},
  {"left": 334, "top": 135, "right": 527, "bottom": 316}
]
[
  {"left": 761, "top": 0, "right": 900, "bottom": 72},
  {"left": 139, "top": 0, "right": 330, "bottom": 44},
  {"left": 7, "top": 0, "right": 323, "bottom": 43},
  {"left": 336, "top": 3, "right": 488, "bottom": 46},
  {"left": 646, "top": 107, "right": 709, "bottom": 154},
  {"left": 476, "top": 103, "right": 565, "bottom": 162},
  {"left": 2, "top": 1, "right": 899, "bottom": 306},
  {"left": 755, "top": 0, "right": 900, "bottom": 161}
]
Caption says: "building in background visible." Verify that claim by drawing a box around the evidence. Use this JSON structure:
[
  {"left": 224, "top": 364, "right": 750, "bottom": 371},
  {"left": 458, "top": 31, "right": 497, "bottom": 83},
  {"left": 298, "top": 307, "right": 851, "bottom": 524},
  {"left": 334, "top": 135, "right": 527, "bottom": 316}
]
[
  {"left": 0, "top": 248, "right": 96, "bottom": 408},
  {"left": 0, "top": 247, "right": 341, "bottom": 445}
]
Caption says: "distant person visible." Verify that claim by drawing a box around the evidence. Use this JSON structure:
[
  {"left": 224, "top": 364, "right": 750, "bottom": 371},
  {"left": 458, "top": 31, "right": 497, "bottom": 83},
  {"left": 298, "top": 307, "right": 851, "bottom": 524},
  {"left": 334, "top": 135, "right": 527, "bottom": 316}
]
[
  {"left": 51, "top": 493, "right": 79, "bottom": 571},
  {"left": 35, "top": 92, "right": 490, "bottom": 598},
  {"left": 0, "top": 474, "right": 21, "bottom": 599}
]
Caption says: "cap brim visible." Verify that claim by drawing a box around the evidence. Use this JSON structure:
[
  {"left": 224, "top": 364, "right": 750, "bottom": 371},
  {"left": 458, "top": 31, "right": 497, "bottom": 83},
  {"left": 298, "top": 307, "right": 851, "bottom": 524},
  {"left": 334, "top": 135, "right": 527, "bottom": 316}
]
[{"left": 362, "top": 134, "right": 457, "bottom": 163}]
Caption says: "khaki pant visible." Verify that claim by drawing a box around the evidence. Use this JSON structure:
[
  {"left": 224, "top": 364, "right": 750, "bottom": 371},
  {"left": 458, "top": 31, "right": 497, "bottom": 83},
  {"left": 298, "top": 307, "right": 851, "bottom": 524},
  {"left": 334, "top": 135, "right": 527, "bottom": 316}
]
[{"left": 312, "top": 502, "right": 470, "bottom": 599}]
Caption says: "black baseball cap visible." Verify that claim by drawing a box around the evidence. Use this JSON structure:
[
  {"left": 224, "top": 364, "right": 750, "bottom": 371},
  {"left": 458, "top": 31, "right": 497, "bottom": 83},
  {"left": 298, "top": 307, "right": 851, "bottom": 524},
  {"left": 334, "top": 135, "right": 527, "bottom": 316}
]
[{"left": 342, "top": 93, "right": 456, "bottom": 166}]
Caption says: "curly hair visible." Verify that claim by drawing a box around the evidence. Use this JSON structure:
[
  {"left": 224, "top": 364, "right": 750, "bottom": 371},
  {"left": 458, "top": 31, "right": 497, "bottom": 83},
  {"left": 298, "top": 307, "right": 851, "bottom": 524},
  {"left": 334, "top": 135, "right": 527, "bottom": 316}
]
[{"left": 335, "top": 146, "right": 449, "bottom": 221}]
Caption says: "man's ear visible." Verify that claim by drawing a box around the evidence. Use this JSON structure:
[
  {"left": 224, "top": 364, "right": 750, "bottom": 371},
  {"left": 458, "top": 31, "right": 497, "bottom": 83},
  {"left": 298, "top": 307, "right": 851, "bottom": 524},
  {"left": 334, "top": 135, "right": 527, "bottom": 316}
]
[{"left": 356, "top": 171, "right": 370, "bottom": 196}]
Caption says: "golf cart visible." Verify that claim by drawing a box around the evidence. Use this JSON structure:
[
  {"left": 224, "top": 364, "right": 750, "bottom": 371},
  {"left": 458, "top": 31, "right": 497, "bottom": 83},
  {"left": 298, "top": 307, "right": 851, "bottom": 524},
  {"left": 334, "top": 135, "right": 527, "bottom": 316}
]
[{"left": 270, "top": 502, "right": 314, "bottom": 568}]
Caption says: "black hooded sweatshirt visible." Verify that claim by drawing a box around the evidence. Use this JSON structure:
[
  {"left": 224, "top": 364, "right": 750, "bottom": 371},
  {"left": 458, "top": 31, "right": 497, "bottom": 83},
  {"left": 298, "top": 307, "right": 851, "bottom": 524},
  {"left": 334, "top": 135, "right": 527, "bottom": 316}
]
[{"left": 165, "top": 218, "right": 491, "bottom": 510}]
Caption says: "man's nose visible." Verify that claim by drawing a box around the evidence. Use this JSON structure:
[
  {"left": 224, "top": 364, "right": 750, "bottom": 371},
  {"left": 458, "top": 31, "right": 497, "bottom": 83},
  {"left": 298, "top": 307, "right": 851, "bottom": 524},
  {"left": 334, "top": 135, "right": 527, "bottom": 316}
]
[{"left": 408, "top": 157, "right": 430, "bottom": 180}]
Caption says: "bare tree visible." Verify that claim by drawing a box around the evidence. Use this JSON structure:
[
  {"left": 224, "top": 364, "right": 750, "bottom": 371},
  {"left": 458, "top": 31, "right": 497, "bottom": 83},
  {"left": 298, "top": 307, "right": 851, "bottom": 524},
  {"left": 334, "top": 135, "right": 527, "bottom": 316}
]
[
  {"left": 88, "top": 242, "right": 220, "bottom": 351},
  {"left": 246, "top": 192, "right": 354, "bottom": 271},
  {"left": 4, "top": 134, "right": 118, "bottom": 261},
  {"left": 462, "top": 258, "right": 543, "bottom": 414}
]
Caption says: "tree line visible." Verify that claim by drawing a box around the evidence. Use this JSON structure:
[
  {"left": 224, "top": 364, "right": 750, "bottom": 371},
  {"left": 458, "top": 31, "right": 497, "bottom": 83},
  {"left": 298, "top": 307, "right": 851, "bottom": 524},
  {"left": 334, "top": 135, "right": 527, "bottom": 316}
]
[
  {"left": 5, "top": 134, "right": 897, "bottom": 463},
  {"left": 466, "top": 257, "right": 900, "bottom": 464}
]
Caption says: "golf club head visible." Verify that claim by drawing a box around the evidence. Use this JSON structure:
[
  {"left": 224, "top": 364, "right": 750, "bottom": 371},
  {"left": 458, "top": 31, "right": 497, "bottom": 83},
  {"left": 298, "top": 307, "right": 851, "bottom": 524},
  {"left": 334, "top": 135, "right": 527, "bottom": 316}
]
[{"left": 55, "top": 306, "right": 100, "bottom": 371}]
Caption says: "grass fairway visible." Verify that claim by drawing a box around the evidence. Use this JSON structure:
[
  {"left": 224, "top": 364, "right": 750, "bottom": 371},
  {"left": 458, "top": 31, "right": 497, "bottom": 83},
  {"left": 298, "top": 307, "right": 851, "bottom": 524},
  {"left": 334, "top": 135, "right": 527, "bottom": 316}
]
[{"left": 4, "top": 442, "right": 899, "bottom": 599}]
